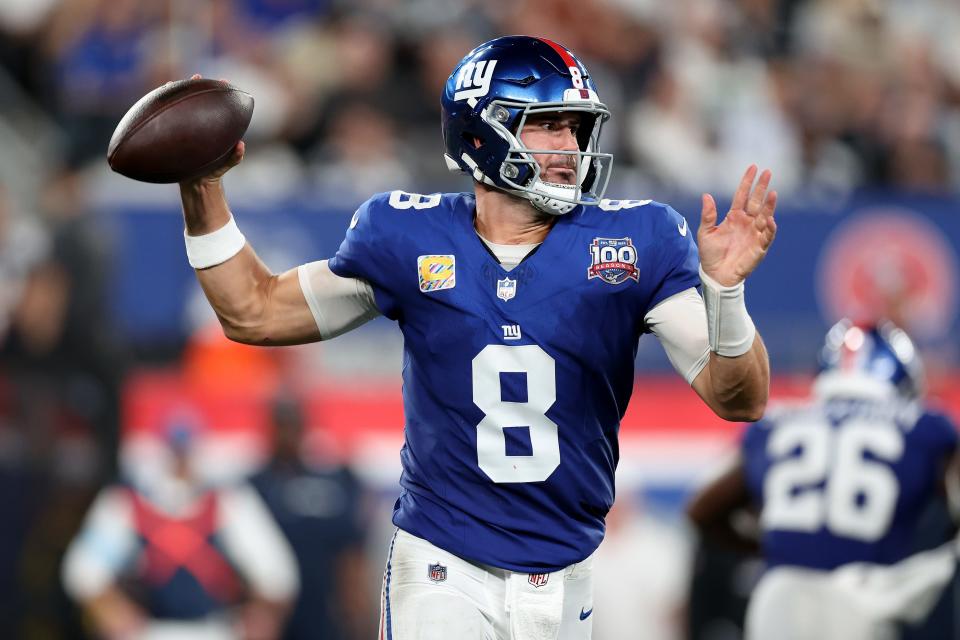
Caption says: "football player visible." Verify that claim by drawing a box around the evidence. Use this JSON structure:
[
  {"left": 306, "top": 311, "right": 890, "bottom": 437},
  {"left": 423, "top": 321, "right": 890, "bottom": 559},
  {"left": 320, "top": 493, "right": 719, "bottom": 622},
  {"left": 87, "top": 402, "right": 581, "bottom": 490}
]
[
  {"left": 178, "top": 36, "right": 777, "bottom": 639},
  {"left": 687, "top": 320, "right": 960, "bottom": 640}
]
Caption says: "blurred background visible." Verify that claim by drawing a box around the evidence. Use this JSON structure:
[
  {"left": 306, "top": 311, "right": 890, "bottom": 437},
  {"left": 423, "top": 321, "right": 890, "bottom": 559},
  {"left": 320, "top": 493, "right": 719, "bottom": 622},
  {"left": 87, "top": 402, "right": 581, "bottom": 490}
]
[{"left": 2, "top": 0, "right": 960, "bottom": 638}]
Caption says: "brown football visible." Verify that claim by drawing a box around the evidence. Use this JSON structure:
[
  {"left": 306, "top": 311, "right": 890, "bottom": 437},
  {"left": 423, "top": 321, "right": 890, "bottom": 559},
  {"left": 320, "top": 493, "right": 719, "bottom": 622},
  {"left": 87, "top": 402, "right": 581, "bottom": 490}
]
[{"left": 107, "top": 78, "right": 254, "bottom": 184}]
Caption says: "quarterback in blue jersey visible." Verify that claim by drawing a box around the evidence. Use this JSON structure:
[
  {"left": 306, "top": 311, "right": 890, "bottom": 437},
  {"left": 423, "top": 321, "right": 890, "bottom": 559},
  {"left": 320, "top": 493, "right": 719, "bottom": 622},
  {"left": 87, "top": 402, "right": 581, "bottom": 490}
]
[
  {"left": 177, "top": 35, "right": 777, "bottom": 639},
  {"left": 687, "top": 320, "right": 960, "bottom": 640}
]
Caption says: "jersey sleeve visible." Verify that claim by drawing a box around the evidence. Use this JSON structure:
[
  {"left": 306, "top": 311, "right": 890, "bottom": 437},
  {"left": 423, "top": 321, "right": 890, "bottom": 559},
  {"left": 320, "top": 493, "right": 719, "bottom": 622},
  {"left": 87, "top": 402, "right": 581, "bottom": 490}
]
[
  {"left": 644, "top": 287, "right": 710, "bottom": 384},
  {"left": 327, "top": 193, "right": 402, "bottom": 320},
  {"left": 297, "top": 260, "right": 380, "bottom": 339},
  {"left": 646, "top": 205, "right": 700, "bottom": 311}
]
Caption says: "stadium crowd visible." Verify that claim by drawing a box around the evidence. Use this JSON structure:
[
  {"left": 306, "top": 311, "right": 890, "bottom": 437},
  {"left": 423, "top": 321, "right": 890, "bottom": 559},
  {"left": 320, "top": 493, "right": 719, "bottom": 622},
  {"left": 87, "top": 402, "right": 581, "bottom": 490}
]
[
  {"left": 0, "top": 0, "right": 959, "bottom": 205},
  {"left": 1, "top": 0, "right": 960, "bottom": 638}
]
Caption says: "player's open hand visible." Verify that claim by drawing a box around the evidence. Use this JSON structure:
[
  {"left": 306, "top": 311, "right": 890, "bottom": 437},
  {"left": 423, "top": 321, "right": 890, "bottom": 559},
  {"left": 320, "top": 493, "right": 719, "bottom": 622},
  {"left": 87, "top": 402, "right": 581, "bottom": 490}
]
[{"left": 697, "top": 165, "right": 777, "bottom": 287}]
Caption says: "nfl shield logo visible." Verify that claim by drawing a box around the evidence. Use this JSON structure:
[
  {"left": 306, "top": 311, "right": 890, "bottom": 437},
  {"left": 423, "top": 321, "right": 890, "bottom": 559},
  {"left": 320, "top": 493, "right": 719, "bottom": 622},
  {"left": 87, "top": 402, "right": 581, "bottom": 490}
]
[
  {"left": 528, "top": 573, "right": 549, "bottom": 588},
  {"left": 428, "top": 562, "right": 447, "bottom": 583},
  {"left": 497, "top": 277, "right": 517, "bottom": 301}
]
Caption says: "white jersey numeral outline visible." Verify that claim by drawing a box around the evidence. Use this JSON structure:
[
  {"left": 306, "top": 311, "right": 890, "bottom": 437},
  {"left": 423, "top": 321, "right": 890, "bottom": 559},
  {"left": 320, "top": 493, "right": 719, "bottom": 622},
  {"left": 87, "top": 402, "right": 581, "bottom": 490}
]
[
  {"left": 388, "top": 190, "right": 442, "bottom": 210},
  {"left": 597, "top": 199, "right": 650, "bottom": 211}
]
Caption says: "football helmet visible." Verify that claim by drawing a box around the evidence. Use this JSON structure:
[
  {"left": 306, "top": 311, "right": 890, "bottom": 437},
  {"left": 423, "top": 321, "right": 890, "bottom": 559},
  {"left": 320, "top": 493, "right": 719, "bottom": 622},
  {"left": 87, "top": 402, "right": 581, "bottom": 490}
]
[
  {"left": 441, "top": 35, "right": 613, "bottom": 215},
  {"left": 814, "top": 319, "right": 925, "bottom": 400}
]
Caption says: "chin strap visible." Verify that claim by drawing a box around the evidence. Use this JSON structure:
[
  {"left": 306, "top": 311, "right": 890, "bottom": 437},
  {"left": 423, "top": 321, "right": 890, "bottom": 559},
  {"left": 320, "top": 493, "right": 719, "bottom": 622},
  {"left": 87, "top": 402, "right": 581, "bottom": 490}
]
[{"left": 526, "top": 181, "right": 579, "bottom": 215}]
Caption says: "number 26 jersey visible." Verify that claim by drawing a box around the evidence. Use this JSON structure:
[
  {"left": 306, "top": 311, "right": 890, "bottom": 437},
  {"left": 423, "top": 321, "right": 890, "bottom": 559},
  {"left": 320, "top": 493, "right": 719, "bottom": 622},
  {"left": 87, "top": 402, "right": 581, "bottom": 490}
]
[
  {"left": 328, "top": 191, "right": 699, "bottom": 572},
  {"left": 742, "top": 399, "right": 958, "bottom": 570}
]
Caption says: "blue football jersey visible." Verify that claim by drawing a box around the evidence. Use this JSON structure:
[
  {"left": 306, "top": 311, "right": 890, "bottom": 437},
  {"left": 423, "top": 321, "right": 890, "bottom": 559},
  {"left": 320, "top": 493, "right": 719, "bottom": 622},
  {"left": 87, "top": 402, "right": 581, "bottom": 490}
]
[
  {"left": 328, "top": 191, "right": 699, "bottom": 572},
  {"left": 742, "top": 398, "right": 958, "bottom": 570}
]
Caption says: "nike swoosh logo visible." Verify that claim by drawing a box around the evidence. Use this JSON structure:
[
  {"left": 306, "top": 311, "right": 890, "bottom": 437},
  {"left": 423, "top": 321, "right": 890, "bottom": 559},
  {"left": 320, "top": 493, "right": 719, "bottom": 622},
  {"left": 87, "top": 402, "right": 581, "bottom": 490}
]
[
  {"left": 580, "top": 607, "right": 593, "bottom": 621},
  {"left": 678, "top": 217, "right": 688, "bottom": 236}
]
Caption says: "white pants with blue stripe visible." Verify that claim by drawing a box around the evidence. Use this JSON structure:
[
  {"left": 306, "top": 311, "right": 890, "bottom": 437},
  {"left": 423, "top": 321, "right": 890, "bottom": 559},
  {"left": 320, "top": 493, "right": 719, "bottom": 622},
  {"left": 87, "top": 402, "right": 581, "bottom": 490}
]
[{"left": 380, "top": 528, "right": 595, "bottom": 640}]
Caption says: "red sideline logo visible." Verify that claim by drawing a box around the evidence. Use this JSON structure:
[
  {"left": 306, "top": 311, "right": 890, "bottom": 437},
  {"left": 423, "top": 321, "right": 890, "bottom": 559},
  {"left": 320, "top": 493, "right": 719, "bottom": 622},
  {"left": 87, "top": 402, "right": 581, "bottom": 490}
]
[{"left": 816, "top": 208, "right": 958, "bottom": 339}]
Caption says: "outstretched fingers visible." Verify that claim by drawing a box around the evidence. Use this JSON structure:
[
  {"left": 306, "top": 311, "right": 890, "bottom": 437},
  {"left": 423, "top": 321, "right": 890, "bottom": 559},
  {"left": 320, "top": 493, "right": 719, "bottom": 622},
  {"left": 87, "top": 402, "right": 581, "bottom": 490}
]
[
  {"left": 755, "top": 190, "right": 778, "bottom": 247},
  {"left": 731, "top": 164, "right": 758, "bottom": 212},
  {"left": 700, "top": 193, "right": 718, "bottom": 233},
  {"left": 762, "top": 189, "right": 777, "bottom": 220},
  {"left": 747, "top": 169, "right": 772, "bottom": 215}
]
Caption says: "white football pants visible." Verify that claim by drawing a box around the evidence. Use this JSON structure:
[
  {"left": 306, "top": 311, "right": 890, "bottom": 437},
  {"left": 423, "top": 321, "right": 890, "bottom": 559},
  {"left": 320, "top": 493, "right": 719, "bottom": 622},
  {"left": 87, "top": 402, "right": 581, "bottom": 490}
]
[
  {"left": 379, "top": 528, "right": 595, "bottom": 640},
  {"left": 746, "top": 541, "right": 957, "bottom": 640}
]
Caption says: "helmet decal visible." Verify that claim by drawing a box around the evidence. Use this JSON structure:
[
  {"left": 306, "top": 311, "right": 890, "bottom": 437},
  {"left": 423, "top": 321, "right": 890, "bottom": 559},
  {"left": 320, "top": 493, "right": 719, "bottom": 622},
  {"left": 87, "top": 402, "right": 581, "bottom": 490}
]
[{"left": 454, "top": 60, "right": 498, "bottom": 104}]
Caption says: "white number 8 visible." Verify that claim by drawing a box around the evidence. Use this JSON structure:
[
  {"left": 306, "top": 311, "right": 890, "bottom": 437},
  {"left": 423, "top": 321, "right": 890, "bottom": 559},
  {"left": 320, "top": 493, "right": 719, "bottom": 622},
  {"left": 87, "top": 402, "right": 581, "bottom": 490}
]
[
  {"left": 472, "top": 345, "right": 560, "bottom": 483},
  {"left": 569, "top": 67, "right": 584, "bottom": 90}
]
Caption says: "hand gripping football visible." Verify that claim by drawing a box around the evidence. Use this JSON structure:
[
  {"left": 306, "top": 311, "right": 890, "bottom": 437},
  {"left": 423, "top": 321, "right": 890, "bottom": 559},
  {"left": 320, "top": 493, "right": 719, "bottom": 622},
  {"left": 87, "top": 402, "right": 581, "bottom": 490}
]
[{"left": 107, "top": 78, "right": 254, "bottom": 184}]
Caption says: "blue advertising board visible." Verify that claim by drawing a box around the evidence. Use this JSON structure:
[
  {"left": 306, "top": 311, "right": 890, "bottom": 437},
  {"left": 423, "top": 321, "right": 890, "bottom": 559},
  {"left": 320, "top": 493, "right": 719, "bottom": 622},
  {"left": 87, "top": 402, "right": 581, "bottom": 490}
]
[{"left": 104, "top": 189, "right": 960, "bottom": 372}]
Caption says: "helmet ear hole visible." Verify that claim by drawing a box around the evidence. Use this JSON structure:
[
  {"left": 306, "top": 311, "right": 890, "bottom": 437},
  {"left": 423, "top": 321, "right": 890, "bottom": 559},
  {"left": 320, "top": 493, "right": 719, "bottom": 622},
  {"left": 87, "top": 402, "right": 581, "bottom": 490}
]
[{"left": 462, "top": 132, "right": 483, "bottom": 149}]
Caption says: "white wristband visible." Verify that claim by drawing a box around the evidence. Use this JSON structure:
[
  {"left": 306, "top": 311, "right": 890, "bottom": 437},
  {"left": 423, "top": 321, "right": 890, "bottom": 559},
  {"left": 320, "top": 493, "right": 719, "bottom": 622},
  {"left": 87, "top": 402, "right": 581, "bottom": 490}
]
[
  {"left": 184, "top": 216, "right": 246, "bottom": 269},
  {"left": 700, "top": 265, "right": 756, "bottom": 357}
]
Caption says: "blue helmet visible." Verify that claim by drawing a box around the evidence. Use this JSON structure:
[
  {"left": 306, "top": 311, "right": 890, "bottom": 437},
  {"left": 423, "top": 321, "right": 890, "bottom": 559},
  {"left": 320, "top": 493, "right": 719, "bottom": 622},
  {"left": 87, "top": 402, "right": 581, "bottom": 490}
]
[
  {"left": 814, "top": 319, "right": 925, "bottom": 400},
  {"left": 441, "top": 35, "right": 613, "bottom": 215}
]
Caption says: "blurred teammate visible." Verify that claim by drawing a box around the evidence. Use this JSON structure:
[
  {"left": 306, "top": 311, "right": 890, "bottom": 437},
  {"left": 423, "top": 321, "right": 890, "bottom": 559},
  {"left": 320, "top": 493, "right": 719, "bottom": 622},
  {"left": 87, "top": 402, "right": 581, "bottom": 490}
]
[
  {"left": 687, "top": 320, "right": 960, "bottom": 640},
  {"left": 176, "top": 35, "right": 777, "bottom": 638},
  {"left": 251, "top": 394, "right": 373, "bottom": 640},
  {"left": 62, "top": 412, "right": 299, "bottom": 640}
]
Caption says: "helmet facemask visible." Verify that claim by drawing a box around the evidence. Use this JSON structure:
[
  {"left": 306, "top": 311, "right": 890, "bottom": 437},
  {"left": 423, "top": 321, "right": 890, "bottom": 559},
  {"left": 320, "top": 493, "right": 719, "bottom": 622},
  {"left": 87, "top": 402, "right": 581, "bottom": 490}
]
[{"left": 480, "top": 99, "right": 613, "bottom": 215}]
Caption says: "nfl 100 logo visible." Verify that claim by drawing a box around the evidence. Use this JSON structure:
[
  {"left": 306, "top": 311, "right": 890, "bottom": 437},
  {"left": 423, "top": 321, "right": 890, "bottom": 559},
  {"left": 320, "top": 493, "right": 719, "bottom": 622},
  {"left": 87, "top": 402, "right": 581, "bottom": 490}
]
[
  {"left": 587, "top": 237, "right": 639, "bottom": 285},
  {"left": 428, "top": 562, "right": 447, "bottom": 583}
]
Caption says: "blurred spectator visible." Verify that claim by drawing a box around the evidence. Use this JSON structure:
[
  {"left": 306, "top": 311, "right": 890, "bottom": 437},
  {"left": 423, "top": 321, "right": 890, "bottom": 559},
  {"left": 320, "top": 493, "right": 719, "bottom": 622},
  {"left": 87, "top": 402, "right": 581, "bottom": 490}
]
[
  {"left": 0, "top": 0, "right": 59, "bottom": 99},
  {"left": 0, "top": 182, "right": 51, "bottom": 346},
  {"left": 62, "top": 410, "right": 299, "bottom": 640},
  {"left": 251, "top": 394, "right": 373, "bottom": 640},
  {"left": 1, "top": 168, "right": 125, "bottom": 481},
  {"left": 309, "top": 100, "right": 413, "bottom": 204},
  {"left": 40, "top": 0, "right": 170, "bottom": 165}
]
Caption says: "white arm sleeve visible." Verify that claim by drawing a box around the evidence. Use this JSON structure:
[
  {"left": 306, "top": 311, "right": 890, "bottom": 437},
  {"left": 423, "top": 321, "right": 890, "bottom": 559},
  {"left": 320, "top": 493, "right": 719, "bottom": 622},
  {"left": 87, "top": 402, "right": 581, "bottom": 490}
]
[
  {"left": 218, "top": 484, "right": 300, "bottom": 602},
  {"left": 644, "top": 287, "right": 711, "bottom": 384},
  {"left": 61, "top": 487, "right": 139, "bottom": 602},
  {"left": 297, "top": 260, "right": 380, "bottom": 339}
]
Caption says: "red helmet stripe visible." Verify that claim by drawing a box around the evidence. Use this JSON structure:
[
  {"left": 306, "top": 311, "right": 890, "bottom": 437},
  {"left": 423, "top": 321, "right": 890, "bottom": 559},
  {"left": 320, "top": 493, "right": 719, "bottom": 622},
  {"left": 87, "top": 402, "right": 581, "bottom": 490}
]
[{"left": 537, "top": 37, "right": 579, "bottom": 70}]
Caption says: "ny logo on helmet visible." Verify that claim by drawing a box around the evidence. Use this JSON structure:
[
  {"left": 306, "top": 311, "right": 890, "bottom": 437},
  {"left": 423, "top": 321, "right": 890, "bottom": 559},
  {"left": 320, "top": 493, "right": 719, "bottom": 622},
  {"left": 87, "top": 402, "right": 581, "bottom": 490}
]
[{"left": 454, "top": 59, "right": 498, "bottom": 102}]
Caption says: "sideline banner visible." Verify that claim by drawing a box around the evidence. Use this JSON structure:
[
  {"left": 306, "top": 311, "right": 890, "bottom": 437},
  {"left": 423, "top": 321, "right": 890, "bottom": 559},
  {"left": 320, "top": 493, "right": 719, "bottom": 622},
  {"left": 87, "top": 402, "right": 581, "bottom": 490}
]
[{"left": 106, "top": 190, "right": 960, "bottom": 370}]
